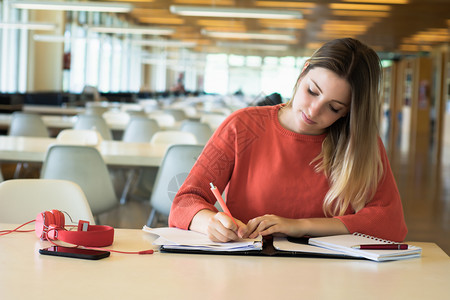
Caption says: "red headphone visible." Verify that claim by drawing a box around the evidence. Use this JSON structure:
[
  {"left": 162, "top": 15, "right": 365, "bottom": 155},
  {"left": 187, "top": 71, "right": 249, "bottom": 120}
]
[
  {"left": 0, "top": 210, "right": 153, "bottom": 254},
  {"left": 35, "top": 209, "right": 114, "bottom": 247}
]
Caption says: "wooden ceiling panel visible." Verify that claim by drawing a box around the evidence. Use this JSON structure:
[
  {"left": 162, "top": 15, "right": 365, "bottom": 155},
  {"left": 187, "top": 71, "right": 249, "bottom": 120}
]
[{"left": 95, "top": 0, "right": 450, "bottom": 57}]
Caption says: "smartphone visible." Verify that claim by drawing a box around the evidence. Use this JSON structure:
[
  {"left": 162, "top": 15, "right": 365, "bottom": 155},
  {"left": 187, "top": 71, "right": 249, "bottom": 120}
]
[{"left": 39, "top": 246, "right": 110, "bottom": 260}]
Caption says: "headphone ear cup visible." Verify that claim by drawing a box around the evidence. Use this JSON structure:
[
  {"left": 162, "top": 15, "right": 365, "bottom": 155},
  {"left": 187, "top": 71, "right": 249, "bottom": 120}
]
[
  {"left": 51, "top": 210, "right": 65, "bottom": 228},
  {"left": 35, "top": 211, "right": 56, "bottom": 239}
]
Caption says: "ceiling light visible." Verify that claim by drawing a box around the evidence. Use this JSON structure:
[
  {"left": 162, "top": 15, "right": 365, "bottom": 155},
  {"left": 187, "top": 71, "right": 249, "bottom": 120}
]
[
  {"left": 10, "top": 0, "right": 133, "bottom": 13},
  {"left": 217, "top": 41, "right": 289, "bottom": 51},
  {"left": 0, "top": 22, "right": 56, "bottom": 31},
  {"left": 329, "top": 3, "right": 391, "bottom": 11},
  {"left": 132, "top": 39, "right": 197, "bottom": 48},
  {"left": 89, "top": 26, "right": 174, "bottom": 35},
  {"left": 342, "top": 0, "right": 408, "bottom": 3},
  {"left": 201, "top": 29, "right": 296, "bottom": 41},
  {"left": 33, "top": 34, "right": 67, "bottom": 42},
  {"left": 170, "top": 5, "right": 302, "bottom": 19}
]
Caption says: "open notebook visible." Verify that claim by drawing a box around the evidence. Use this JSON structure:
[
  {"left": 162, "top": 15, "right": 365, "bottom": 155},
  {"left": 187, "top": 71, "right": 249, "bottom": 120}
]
[{"left": 143, "top": 227, "right": 421, "bottom": 261}]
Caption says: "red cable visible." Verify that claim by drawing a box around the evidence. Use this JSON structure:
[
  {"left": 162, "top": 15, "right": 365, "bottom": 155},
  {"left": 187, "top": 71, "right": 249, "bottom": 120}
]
[{"left": 0, "top": 220, "right": 35, "bottom": 236}]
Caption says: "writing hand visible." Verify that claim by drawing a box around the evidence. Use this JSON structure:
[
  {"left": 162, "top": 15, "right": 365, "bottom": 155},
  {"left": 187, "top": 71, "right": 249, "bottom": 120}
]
[{"left": 206, "top": 212, "right": 247, "bottom": 243}]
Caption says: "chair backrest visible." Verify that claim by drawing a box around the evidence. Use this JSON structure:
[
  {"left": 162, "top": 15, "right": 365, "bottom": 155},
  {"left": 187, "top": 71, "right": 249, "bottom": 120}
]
[
  {"left": 40, "top": 144, "right": 117, "bottom": 215},
  {"left": 8, "top": 112, "right": 49, "bottom": 137},
  {"left": 199, "top": 113, "right": 227, "bottom": 131},
  {"left": 74, "top": 114, "right": 112, "bottom": 140},
  {"left": 0, "top": 179, "right": 95, "bottom": 224},
  {"left": 180, "top": 120, "right": 213, "bottom": 145},
  {"left": 56, "top": 129, "right": 103, "bottom": 146},
  {"left": 150, "top": 144, "right": 204, "bottom": 218},
  {"left": 122, "top": 117, "right": 160, "bottom": 143},
  {"left": 150, "top": 130, "right": 198, "bottom": 146},
  {"left": 147, "top": 112, "right": 176, "bottom": 128},
  {"left": 102, "top": 110, "right": 130, "bottom": 127},
  {"left": 164, "top": 108, "right": 187, "bottom": 121}
]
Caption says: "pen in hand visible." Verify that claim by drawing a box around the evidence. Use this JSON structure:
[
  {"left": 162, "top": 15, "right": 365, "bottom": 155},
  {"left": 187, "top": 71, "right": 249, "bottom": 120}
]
[
  {"left": 209, "top": 182, "right": 238, "bottom": 227},
  {"left": 351, "top": 244, "right": 409, "bottom": 250}
]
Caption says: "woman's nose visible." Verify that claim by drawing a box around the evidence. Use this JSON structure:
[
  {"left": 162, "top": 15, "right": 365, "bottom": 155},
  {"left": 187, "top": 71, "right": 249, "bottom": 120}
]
[{"left": 308, "top": 101, "right": 322, "bottom": 117}]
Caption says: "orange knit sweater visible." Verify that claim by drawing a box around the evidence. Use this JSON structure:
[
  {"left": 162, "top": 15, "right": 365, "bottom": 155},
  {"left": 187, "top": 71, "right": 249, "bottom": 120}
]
[{"left": 169, "top": 105, "right": 407, "bottom": 242}]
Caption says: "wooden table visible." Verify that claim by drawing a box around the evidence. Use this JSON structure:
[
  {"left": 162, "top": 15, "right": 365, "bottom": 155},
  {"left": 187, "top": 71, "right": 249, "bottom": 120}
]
[
  {"left": 0, "top": 224, "right": 449, "bottom": 300},
  {"left": 0, "top": 136, "right": 167, "bottom": 167}
]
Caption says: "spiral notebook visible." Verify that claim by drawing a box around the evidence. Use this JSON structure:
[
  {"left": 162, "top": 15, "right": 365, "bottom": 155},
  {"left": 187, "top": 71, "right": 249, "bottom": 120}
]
[{"left": 308, "top": 233, "right": 422, "bottom": 262}]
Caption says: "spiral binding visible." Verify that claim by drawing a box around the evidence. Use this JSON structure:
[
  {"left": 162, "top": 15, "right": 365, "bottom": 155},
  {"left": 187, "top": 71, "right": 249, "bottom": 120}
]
[{"left": 353, "top": 232, "right": 395, "bottom": 244}]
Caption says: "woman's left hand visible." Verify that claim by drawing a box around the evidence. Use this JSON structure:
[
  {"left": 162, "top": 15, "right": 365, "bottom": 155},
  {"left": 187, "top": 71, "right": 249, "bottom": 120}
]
[{"left": 243, "top": 214, "right": 306, "bottom": 239}]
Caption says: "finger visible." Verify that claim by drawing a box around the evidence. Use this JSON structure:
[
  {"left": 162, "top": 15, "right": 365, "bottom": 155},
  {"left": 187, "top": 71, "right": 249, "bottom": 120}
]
[
  {"left": 248, "top": 218, "right": 275, "bottom": 239},
  {"left": 244, "top": 217, "right": 264, "bottom": 238},
  {"left": 208, "top": 213, "right": 239, "bottom": 242},
  {"left": 215, "top": 212, "right": 238, "bottom": 232}
]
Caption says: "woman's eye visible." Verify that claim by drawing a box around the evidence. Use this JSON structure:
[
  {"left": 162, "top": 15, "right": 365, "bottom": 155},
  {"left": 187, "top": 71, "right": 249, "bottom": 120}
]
[
  {"left": 329, "top": 105, "right": 340, "bottom": 113},
  {"left": 308, "top": 88, "right": 319, "bottom": 96}
]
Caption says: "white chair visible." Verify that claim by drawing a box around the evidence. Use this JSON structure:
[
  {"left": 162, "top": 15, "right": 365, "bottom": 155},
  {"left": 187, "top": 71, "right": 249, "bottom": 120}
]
[
  {"left": 147, "top": 112, "right": 176, "bottom": 129},
  {"left": 147, "top": 144, "right": 204, "bottom": 227},
  {"left": 200, "top": 113, "right": 227, "bottom": 131},
  {"left": 40, "top": 144, "right": 118, "bottom": 216},
  {"left": 164, "top": 108, "right": 187, "bottom": 121},
  {"left": 180, "top": 120, "right": 213, "bottom": 145},
  {"left": 74, "top": 114, "right": 113, "bottom": 140},
  {"left": 8, "top": 112, "right": 49, "bottom": 137},
  {"left": 126, "top": 130, "right": 198, "bottom": 204},
  {"left": 119, "top": 117, "right": 161, "bottom": 203},
  {"left": 150, "top": 130, "right": 198, "bottom": 146},
  {"left": 0, "top": 179, "right": 95, "bottom": 224},
  {"left": 56, "top": 129, "right": 103, "bottom": 146},
  {"left": 122, "top": 117, "right": 160, "bottom": 143},
  {"left": 8, "top": 112, "right": 49, "bottom": 178},
  {"left": 102, "top": 110, "right": 131, "bottom": 127}
]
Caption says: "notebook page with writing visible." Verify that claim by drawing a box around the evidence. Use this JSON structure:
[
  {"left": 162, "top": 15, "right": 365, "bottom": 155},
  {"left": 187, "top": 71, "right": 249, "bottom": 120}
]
[
  {"left": 308, "top": 233, "right": 422, "bottom": 262},
  {"left": 143, "top": 226, "right": 263, "bottom": 252}
]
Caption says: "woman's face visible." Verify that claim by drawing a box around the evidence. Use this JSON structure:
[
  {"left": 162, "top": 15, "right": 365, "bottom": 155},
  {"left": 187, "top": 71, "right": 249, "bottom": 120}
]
[{"left": 280, "top": 67, "right": 351, "bottom": 135}]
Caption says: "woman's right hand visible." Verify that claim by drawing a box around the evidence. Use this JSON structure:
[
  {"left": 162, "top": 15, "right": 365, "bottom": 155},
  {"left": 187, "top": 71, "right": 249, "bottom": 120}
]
[{"left": 190, "top": 209, "right": 247, "bottom": 242}]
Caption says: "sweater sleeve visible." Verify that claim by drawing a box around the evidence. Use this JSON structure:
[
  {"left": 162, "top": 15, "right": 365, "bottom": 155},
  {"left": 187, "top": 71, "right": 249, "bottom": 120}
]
[
  {"left": 335, "top": 140, "right": 408, "bottom": 242},
  {"left": 168, "top": 111, "right": 238, "bottom": 229}
]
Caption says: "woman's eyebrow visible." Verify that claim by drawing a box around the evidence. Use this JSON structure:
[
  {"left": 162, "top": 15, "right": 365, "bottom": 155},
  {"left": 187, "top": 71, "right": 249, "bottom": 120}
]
[{"left": 311, "top": 78, "right": 348, "bottom": 107}]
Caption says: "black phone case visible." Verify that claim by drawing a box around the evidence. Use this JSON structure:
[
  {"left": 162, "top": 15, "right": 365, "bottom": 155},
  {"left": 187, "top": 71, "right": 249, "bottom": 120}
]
[{"left": 39, "top": 246, "right": 110, "bottom": 260}]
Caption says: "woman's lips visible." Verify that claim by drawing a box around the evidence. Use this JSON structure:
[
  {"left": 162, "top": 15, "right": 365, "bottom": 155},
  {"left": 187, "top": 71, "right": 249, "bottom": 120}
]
[{"left": 301, "top": 111, "right": 316, "bottom": 125}]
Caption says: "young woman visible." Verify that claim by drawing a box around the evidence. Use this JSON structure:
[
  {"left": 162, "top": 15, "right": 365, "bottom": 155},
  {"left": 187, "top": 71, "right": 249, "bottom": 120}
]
[{"left": 169, "top": 38, "right": 408, "bottom": 243}]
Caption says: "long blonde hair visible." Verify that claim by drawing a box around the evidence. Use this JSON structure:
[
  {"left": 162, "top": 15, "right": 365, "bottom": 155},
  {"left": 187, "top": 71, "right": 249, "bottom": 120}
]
[{"left": 288, "top": 38, "right": 383, "bottom": 216}]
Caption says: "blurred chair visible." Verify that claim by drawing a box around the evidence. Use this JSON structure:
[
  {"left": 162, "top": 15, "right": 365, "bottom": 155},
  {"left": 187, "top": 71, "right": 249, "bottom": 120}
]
[
  {"left": 102, "top": 110, "right": 130, "bottom": 127},
  {"left": 150, "top": 130, "right": 197, "bottom": 146},
  {"left": 8, "top": 112, "right": 49, "bottom": 178},
  {"left": 164, "top": 108, "right": 187, "bottom": 121},
  {"left": 56, "top": 129, "right": 103, "bottom": 146},
  {"left": 127, "top": 130, "right": 198, "bottom": 205},
  {"left": 200, "top": 113, "right": 227, "bottom": 131},
  {"left": 8, "top": 112, "right": 49, "bottom": 137},
  {"left": 0, "top": 179, "right": 95, "bottom": 224},
  {"left": 180, "top": 120, "right": 213, "bottom": 145},
  {"left": 40, "top": 144, "right": 118, "bottom": 216},
  {"left": 74, "top": 114, "right": 112, "bottom": 140},
  {"left": 119, "top": 117, "right": 160, "bottom": 204},
  {"left": 147, "top": 112, "right": 176, "bottom": 129},
  {"left": 122, "top": 117, "right": 160, "bottom": 143},
  {"left": 147, "top": 144, "right": 204, "bottom": 227}
]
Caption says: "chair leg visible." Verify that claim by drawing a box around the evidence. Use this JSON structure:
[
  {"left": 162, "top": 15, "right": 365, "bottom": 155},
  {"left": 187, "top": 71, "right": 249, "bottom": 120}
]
[
  {"left": 13, "top": 163, "right": 22, "bottom": 178},
  {"left": 146, "top": 209, "right": 156, "bottom": 227},
  {"left": 120, "top": 169, "right": 138, "bottom": 204}
]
